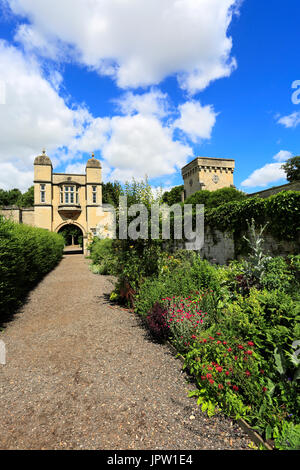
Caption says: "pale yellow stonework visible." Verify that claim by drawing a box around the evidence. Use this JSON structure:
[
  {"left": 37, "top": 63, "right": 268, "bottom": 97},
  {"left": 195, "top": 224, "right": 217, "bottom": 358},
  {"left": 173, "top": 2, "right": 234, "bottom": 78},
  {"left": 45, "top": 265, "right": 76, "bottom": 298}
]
[
  {"left": 0, "top": 151, "right": 113, "bottom": 253},
  {"left": 31, "top": 150, "right": 114, "bottom": 253},
  {"left": 181, "top": 157, "right": 235, "bottom": 199}
]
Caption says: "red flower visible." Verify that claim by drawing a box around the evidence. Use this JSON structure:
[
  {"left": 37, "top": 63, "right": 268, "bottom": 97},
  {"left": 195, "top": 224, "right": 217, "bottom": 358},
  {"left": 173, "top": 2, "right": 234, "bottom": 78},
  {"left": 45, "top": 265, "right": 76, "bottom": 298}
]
[
  {"left": 223, "top": 341, "right": 227, "bottom": 345},
  {"left": 216, "top": 366, "right": 223, "bottom": 373},
  {"left": 245, "top": 370, "right": 251, "bottom": 377},
  {"left": 232, "top": 385, "right": 239, "bottom": 391},
  {"left": 206, "top": 373, "right": 212, "bottom": 379},
  {"left": 225, "top": 371, "right": 230, "bottom": 376},
  {"left": 216, "top": 332, "right": 221, "bottom": 336},
  {"left": 227, "top": 347, "right": 232, "bottom": 352},
  {"left": 262, "top": 387, "right": 267, "bottom": 393},
  {"left": 218, "top": 384, "right": 224, "bottom": 390},
  {"left": 238, "top": 345, "right": 244, "bottom": 350},
  {"left": 246, "top": 350, "right": 253, "bottom": 355},
  {"left": 248, "top": 341, "right": 254, "bottom": 346},
  {"left": 260, "top": 370, "right": 265, "bottom": 375},
  {"left": 203, "top": 339, "right": 207, "bottom": 343},
  {"left": 217, "top": 340, "right": 221, "bottom": 344},
  {"left": 209, "top": 379, "right": 214, "bottom": 385}
]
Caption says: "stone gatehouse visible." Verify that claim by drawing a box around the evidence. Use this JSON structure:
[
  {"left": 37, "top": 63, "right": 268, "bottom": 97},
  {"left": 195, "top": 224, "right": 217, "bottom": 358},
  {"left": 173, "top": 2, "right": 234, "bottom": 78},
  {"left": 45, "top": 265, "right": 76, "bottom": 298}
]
[{"left": 1, "top": 150, "right": 113, "bottom": 253}]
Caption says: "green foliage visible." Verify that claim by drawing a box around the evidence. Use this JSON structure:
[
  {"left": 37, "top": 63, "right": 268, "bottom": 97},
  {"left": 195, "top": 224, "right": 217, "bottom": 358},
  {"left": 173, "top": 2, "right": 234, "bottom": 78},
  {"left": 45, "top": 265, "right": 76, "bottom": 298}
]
[
  {"left": 162, "top": 185, "right": 184, "bottom": 205},
  {"left": 0, "top": 186, "right": 34, "bottom": 208},
  {"left": 274, "top": 422, "right": 300, "bottom": 450},
  {"left": 88, "top": 237, "right": 116, "bottom": 275},
  {"left": 134, "top": 253, "right": 221, "bottom": 317},
  {"left": 0, "top": 188, "right": 22, "bottom": 207},
  {"left": 122, "top": 176, "right": 158, "bottom": 208},
  {"left": 205, "top": 191, "right": 300, "bottom": 242},
  {"left": 18, "top": 186, "right": 34, "bottom": 208},
  {"left": 184, "top": 190, "right": 211, "bottom": 206},
  {"left": 207, "top": 187, "right": 247, "bottom": 208},
  {"left": 281, "top": 156, "right": 300, "bottom": 183},
  {"left": 0, "top": 216, "right": 64, "bottom": 321},
  {"left": 102, "top": 181, "right": 123, "bottom": 207},
  {"left": 59, "top": 224, "right": 83, "bottom": 247},
  {"left": 185, "top": 187, "right": 246, "bottom": 209}
]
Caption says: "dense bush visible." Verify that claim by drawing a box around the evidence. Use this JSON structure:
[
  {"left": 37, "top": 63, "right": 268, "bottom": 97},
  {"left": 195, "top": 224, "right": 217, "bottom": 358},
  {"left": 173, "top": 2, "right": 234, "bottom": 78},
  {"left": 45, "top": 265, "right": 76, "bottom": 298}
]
[
  {"left": 185, "top": 187, "right": 247, "bottom": 208},
  {"left": 88, "top": 238, "right": 116, "bottom": 274},
  {"left": 134, "top": 252, "right": 221, "bottom": 317},
  {"left": 0, "top": 217, "right": 64, "bottom": 320}
]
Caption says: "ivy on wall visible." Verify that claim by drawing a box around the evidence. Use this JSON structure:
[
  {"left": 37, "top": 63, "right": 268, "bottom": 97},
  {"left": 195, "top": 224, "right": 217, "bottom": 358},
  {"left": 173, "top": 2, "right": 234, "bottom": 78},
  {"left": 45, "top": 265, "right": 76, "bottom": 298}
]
[{"left": 204, "top": 191, "right": 300, "bottom": 243}]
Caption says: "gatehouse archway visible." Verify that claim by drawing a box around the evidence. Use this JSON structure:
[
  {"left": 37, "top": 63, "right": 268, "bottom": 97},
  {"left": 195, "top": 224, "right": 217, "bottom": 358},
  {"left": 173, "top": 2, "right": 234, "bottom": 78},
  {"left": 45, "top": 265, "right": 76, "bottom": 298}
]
[{"left": 57, "top": 223, "right": 84, "bottom": 254}]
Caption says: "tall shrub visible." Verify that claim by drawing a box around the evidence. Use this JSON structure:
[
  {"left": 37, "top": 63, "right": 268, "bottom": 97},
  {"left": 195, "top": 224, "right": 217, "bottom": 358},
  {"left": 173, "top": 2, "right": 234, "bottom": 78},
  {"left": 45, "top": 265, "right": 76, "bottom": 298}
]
[{"left": 0, "top": 217, "right": 64, "bottom": 320}]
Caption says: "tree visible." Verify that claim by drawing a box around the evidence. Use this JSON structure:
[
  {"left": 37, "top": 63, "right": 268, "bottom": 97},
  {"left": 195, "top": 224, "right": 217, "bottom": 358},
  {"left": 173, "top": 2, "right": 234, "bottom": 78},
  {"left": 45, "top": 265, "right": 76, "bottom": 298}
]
[
  {"left": 102, "top": 181, "right": 123, "bottom": 207},
  {"left": 184, "top": 189, "right": 211, "bottom": 206},
  {"left": 0, "top": 188, "right": 22, "bottom": 207},
  {"left": 207, "top": 187, "right": 247, "bottom": 208},
  {"left": 161, "top": 185, "right": 184, "bottom": 205},
  {"left": 281, "top": 156, "right": 300, "bottom": 183},
  {"left": 18, "top": 186, "right": 34, "bottom": 207},
  {"left": 184, "top": 187, "right": 246, "bottom": 209},
  {"left": 0, "top": 186, "right": 34, "bottom": 208}
]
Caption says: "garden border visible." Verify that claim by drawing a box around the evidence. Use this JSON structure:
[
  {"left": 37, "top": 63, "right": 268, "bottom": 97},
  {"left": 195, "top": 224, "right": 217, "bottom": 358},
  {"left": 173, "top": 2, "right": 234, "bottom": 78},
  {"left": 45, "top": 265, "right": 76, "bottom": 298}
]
[{"left": 165, "top": 341, "right": 274, "bottom": 451}]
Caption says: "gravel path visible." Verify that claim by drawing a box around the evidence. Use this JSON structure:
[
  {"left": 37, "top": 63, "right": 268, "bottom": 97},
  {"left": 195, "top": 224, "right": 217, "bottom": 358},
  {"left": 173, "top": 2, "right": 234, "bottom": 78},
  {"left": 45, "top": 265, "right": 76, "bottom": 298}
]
[{"left": 0, "top": 254, "right": 252, "bottom": 450}]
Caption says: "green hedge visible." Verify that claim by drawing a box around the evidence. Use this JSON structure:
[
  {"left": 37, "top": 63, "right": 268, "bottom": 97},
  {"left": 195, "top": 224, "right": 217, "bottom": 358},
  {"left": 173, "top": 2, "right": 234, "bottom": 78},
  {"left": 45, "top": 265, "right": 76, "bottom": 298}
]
[
  {"left": 0, "top": 217, "right": 64, "bottom": 320},
  {"left": 204, "top": 191, "right": 300, "bottom": 241}
]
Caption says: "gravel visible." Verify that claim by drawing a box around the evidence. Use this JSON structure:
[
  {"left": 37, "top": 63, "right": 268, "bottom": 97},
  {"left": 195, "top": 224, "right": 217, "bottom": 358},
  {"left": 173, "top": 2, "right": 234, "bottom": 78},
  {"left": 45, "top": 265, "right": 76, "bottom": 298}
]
[{"left": 0, "top": 254, "right": 253, "bottom": 450}]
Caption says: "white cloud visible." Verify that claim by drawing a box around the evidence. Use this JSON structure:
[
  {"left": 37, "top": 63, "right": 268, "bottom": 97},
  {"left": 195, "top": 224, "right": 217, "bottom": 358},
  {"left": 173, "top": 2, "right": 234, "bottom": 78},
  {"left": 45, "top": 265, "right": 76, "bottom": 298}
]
[
  {"left": 241, "top": 162, "right": 286, "bottom": 188},
  {"left": 64, "top": 162, "right": 86, "bottom": 175},
  {"left": 0, "top": 40, "right": 90, "bottom": 169},
  {"left": 0, "top": 161, "right": 33, "bottom": 191},
  {"left": 277, "top": 112, "right": 300, "bottom": 128},
  {"left": 101, "top": 113, "right": 192, "bottom": 182},
  {"left": 241, "top": 150, "right": 292, "bottom": 189},
  {"left": 114, "top": 89, "right": 169, "bottom": 118},
  {"left": 273, "top": 150, "right": 292, "bottom": 162},
  {"left": 8, "top": 0, "right": 239, "bottom": 93},
  {"left": 173, "top": 100, "right": 217, "bottom": 142}
]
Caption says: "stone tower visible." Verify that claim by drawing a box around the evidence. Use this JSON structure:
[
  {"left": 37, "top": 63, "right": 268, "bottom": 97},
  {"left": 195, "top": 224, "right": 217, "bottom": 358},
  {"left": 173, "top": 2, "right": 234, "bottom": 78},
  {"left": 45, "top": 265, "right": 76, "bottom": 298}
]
[
  {"left": 181, "top": 157, "right": 235, "bottom": 199},
  {"left": 34, "top": 149, "right": 53, "bottom": 230}
]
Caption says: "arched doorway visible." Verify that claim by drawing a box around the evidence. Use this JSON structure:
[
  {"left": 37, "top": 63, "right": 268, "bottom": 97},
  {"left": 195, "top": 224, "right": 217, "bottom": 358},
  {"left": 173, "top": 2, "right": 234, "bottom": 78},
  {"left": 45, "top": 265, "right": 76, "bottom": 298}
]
[{"left": 58, "top": 224, "right": 84, "bottom": 254}]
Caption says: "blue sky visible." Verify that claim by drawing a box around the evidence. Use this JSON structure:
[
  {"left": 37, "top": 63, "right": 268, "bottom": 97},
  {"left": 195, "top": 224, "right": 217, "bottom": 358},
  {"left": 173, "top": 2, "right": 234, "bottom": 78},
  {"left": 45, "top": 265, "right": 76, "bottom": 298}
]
[{"left": 0, "top": 0, "right": 299, "bottom": 193}]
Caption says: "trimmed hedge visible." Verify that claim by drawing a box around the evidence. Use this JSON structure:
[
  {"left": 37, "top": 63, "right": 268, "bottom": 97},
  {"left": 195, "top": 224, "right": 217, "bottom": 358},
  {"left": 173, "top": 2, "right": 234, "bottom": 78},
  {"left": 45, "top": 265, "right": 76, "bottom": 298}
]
[{"left": 0, "top": 217, "right": 64, "bottom": 320}]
